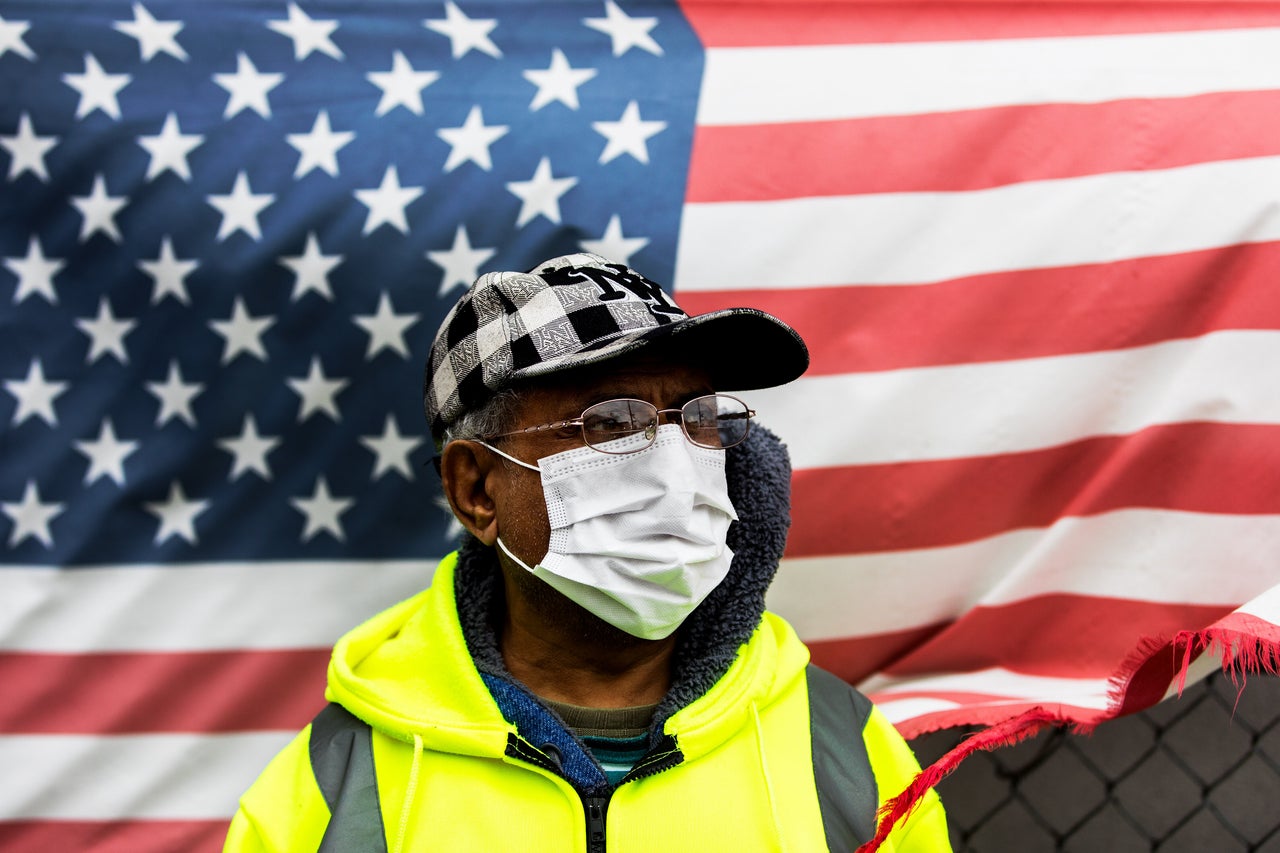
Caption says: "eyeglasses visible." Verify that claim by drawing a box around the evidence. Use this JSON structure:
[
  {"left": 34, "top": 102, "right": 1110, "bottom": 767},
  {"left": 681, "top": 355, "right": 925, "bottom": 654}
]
[{"left": 481, "top": 394, "right": 755, "bottom": 454}]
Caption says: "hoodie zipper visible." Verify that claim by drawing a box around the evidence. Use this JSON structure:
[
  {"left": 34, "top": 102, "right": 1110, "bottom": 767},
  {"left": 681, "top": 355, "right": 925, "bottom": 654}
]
[
  {"left": 508, "top": 732, "right": 686, "bottom": 852},
  {"left": 582, "top": 734, "right": 684, "bottom": 851},
  {"left": 585, "top": 795, "right": 609, "bottom": 853}
]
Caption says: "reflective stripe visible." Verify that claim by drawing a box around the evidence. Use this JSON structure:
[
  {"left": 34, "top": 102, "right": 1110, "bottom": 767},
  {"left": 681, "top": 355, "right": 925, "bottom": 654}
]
[
  {"left": 807, "top": 664, "right": 878, "bottom": 851},
  {"left": 306, "top": 672, "right": 879, "bottom": 852},
  {"left": 309, "top": 703, "right": 388, "bottom": 853}
]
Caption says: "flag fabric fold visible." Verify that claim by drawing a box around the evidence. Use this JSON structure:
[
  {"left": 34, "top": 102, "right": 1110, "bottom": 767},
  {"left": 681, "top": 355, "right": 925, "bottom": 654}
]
[
  {"left": 2, "top": 2, "right": 1279, "bottom": 850},
  {"left": 674, "top": 0, "right": 1280, "bottom": 741}
]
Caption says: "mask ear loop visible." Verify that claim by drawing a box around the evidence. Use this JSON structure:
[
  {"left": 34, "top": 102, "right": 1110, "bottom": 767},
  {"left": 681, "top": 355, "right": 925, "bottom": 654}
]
[{"left": 495, "top": 536, "right": 537, "bottom": 573}]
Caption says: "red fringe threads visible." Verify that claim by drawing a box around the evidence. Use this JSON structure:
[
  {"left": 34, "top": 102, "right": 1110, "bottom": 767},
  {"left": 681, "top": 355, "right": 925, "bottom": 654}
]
[
  {"left": 857, "top": 622, "right": 1280, "bottom": 852},
  {"left": 855, "top": 706, "right": 1072, "bottom": 853}
]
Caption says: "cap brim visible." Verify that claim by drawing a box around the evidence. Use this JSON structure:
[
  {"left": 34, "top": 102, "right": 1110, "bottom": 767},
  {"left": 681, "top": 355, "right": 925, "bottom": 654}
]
[{"left": 509, "top": 307, "right": 809, "bottom": 392}]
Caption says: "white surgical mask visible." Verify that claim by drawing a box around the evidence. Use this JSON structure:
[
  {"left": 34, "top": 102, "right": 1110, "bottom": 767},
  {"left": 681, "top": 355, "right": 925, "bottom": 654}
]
[{"left": 484, "top": 425, "right": 738, "bottom": 640}]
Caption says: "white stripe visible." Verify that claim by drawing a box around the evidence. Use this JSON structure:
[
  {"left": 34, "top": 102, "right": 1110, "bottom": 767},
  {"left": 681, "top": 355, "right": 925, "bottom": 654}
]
[
  {"left": 878, "top": 696, "right": 1102, "bottom": 727},
  {"left": 675, "top": 155, "right": 1280, "bottom": 290},
  {"left": 699, "top": 27, "right": 1280, "bottom": 125},
  {"left": 746, "top": 329, "right": 1280, "bottom": 469},
  {"left": 0, "top": 560, "right": 437, "bottom": 653},
  {"left": 874, "top": 698, "right": 963, "bottom": 726},
  {"left": 1234, "top": 583, "right": 1280, "bottom": 623},
  {"left": 768, "top": 510, "right": 1280, "bottom": 641},
  {"left": 863, "top": 668, "right": 1113, "bottom": 710},
  {"left": 0, "top": 731, "right": 293, "bottom": 820}
]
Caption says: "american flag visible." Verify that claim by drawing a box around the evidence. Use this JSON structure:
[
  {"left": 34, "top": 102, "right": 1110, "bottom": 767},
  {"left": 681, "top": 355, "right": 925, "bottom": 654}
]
[{"left": 2, "top": 1, "right": 1278, "bottom": 850}]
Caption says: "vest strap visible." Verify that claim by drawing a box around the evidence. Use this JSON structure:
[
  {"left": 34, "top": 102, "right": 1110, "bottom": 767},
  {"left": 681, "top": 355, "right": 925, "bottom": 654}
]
[
  {"left": 309, "top": 703, "right": 388, "bottom": 853},
  {"left": 807, "top": 664, "right": 878, "bottom": 850},
  {"left": 307, "top": 671, "right": 879, "bottom": 852}
]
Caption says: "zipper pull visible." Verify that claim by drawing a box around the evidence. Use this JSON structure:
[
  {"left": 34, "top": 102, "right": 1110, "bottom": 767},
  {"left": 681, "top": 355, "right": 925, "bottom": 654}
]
[{"left": 585, "top": 795, "right": 609, "bottom": 853}]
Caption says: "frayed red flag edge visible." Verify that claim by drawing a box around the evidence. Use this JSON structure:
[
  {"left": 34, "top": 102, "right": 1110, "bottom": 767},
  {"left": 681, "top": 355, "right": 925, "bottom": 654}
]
[
  {"left": 855, "top": 705, "right": 1086, "bottom": 853},
  {"left": 858, "top": 617, "right": 1280, "bottom": 852},
  {"left": 1169, "top": 621, "right": 1280, "bottom": 695}
]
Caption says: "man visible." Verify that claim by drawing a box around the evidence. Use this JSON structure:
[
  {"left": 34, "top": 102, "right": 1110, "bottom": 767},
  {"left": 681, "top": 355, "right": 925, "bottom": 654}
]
[{"left": 224, "top": 253, "right": 949, "bottom": 852}]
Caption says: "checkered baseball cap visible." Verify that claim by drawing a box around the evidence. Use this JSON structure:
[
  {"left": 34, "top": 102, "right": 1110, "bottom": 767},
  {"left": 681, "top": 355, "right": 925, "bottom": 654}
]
[{"left": 423, "top": 253, "right": 808, "bottom": 441}]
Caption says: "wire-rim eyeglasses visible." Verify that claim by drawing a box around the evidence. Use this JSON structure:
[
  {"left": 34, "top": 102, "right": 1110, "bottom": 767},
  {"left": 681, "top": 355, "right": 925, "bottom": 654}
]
[{"left": 479, "top": 393, "right": 755, "bottom": 454}]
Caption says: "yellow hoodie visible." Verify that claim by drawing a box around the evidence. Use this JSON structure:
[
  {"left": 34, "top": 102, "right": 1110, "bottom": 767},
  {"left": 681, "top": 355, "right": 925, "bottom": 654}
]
[{"left": 225, "top": 427, "right": 948, "bottom": 852}]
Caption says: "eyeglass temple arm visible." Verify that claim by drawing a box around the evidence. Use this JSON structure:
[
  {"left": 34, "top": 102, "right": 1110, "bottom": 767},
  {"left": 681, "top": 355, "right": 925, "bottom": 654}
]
[{"left": 485, "top": 418, "right": 585, "bottom": 440}]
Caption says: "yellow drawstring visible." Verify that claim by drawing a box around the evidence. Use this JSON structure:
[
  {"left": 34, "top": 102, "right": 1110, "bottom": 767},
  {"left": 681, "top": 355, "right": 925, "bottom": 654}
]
[
  {"left": 393, "top": 733, "right": 423, "bottom": 853},
  {"left": 751, "top": 703, "right": 787, "bottom": 851}
]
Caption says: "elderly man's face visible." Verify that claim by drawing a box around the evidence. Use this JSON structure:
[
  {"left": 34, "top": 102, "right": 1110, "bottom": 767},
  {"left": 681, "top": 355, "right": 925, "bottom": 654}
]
[{"left": 490, "top": 352, "right": 715, "bottom": 571}]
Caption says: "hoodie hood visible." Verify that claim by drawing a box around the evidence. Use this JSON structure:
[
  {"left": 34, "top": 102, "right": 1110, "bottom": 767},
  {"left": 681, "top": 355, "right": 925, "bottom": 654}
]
[{"left": 325, "top": 423, "right": 803, "bottom": 775}]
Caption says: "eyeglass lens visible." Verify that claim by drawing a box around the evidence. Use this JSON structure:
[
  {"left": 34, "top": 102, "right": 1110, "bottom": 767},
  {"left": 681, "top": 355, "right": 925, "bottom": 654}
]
[{"left": 580, "top": 395, "right": 750, "bottom": 451}]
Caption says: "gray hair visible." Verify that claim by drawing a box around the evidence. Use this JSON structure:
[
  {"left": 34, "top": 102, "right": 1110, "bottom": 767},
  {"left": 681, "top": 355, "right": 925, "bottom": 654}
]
[{"left": 439, "top": 386, "right": 526, "bottom": 449}]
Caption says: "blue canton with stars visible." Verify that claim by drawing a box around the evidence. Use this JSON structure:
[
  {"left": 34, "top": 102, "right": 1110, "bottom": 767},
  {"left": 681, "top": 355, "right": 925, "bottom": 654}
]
[{"left": 0, "top": 1, "right": 703, "bottom": 565}]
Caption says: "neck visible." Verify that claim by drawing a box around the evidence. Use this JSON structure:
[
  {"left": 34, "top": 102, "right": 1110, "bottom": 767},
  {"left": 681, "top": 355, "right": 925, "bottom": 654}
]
[{"left": 499, "top": 572, "right": 676, "bottom": 708}]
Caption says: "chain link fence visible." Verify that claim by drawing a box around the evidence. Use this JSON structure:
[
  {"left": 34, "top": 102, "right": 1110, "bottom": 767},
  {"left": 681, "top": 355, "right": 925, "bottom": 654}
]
[{"left": 909, "top": 673, "right": 1280, "bottom": 852}]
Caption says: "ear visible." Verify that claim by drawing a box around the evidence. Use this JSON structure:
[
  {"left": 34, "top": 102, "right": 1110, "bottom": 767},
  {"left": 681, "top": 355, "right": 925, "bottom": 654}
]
[{"left": 440, "top": 440, "right": 501, "bottom": 546}]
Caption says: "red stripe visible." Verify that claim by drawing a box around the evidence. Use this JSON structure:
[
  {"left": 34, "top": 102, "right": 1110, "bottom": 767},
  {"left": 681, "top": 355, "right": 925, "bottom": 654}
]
[
  {"left": 680, "top": 1, "right": 1280, "bottom": 48},
  {"left": 0, "top": 820, "right": 226, "bottom": 853},
  {"left": 883, "top": 595, "right": 1231, "bottom": 678},
  {"left": 804, "top": 622, "right": 947, "bottom": 684},
  {"left": 676, "top": 241, "right": 1280, "bottom": 375},
  {"left": 687, "top": 91, "right": 1280, "bottom": 201},
  {"left": 788, "top": 422, "right": 1280, "bottom": 558},
  {"left": 0, "top": 649, "right": 328, "bottom": 735},
  {"left": 809, "top": 594, "right": 1232, "bottom": 685},
  {"left": 1211, "top": 610, "right": 1280, "bottom": 644}
]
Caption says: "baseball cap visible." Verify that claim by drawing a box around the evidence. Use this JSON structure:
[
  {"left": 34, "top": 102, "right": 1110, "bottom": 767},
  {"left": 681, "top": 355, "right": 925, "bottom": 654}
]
[{"left": 423, "top": 252, "right": 808, "bottom": 441}]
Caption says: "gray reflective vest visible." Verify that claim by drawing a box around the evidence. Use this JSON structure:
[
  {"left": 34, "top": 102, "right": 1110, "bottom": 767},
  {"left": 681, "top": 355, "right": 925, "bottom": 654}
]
[{"left": 309, "top": 664, "right": 878, "bottom": 852}]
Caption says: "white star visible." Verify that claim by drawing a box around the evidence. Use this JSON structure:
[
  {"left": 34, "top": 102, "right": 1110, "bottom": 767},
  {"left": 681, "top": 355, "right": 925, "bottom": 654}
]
[
  {"left": 6, "top": 236, "right": 64, "bottom": 304},
  {"left": 592, "top": 100, "right": 666, "bottom": 165},
  {"left": 2, "top": 113, "right": 57, "bottom": 181},
  {"left": 138, "top": 112, "right": 202, "bottom": 181},
  {"left": 139, "top": 237, "right": 197, "bottom": 304},
  {"left": 506, "top": 157, "right": 578, "bottom": 227},
  {"left": 0, "top": 15, "right": 36, "bottom": 60},
  {"left": 438, "top": 105, "right": 508, "bottom": 173},
  {"left": 292, "top": 478, "right": 354, "bottom": 542},
  {"left": 3, "top": 482, "right": 62, "bottom": 549},
  {"left": 214, "top": 52, "right": 284, "bottom": 119},
  {"left": 584, "top": 0, "right": 662, "bottom": 56},
  {"left": 218, "top": 415, "right": 280, "bottom": 480},
  {"left": 209, "top": 296, "right": 273, "bottom": 363},
  {"left": 278, "top": 232, "right": 341, "bottom": 301},
  {"left": 63, "top": 54, "right": 131, "bottom": 120},
  {"left": 208, "top": 171, "right": 275, "bottom": 241},
  {"left": 424, "top": 1, "right": 500, "bottom": 59},
  {"left": 287, "top": 110, "right": 354, "bottom": 178},
  {"left": 71, "top": 174, "right": 128, "bottom": 242},
  {"left": 5, "top": 360, "right": 68, "bottom": 427},
  {"left": 114, "top": 3, "right": 187, "bottom": 62},
  {"left": 267, "top": 2, "right": 342, "bottom": 60},
  {"left": 146, "top": 361, "right": 201, "bottom": 427},
  {"left": 287, "top": 356, "right": 347, "bottom": 421},
  {"left": 524, "top": 49, "right": 597, "bottom": 111},
  {"left": 367, "top": 51, "right": 439, "bottom": 116},
  {"left": 580, "top": 215, "right": 650, "bottom": 267},
  {"left": 280, "top": 232, "right": 341, "bottom": 301},
  {"left": 75, "top": 297, "right": 135, "bottom": 364},
  {"left": 145, "top": 481, "right": 209, "bottom": 546},
  {"left": 362, "top": 415, "right": 424, "bottom": 480},
  {"left": 75, "top": 419, "right": 139, "bottom": 486},
  {"left": 354, "top": 165, "right": 423, "bottom": 235},
  {"left": 426, "top": 225, "right": 494, "bottom": 297},
  {"left": 354, "top": 292, "right": 417, "bottom": 360}
]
